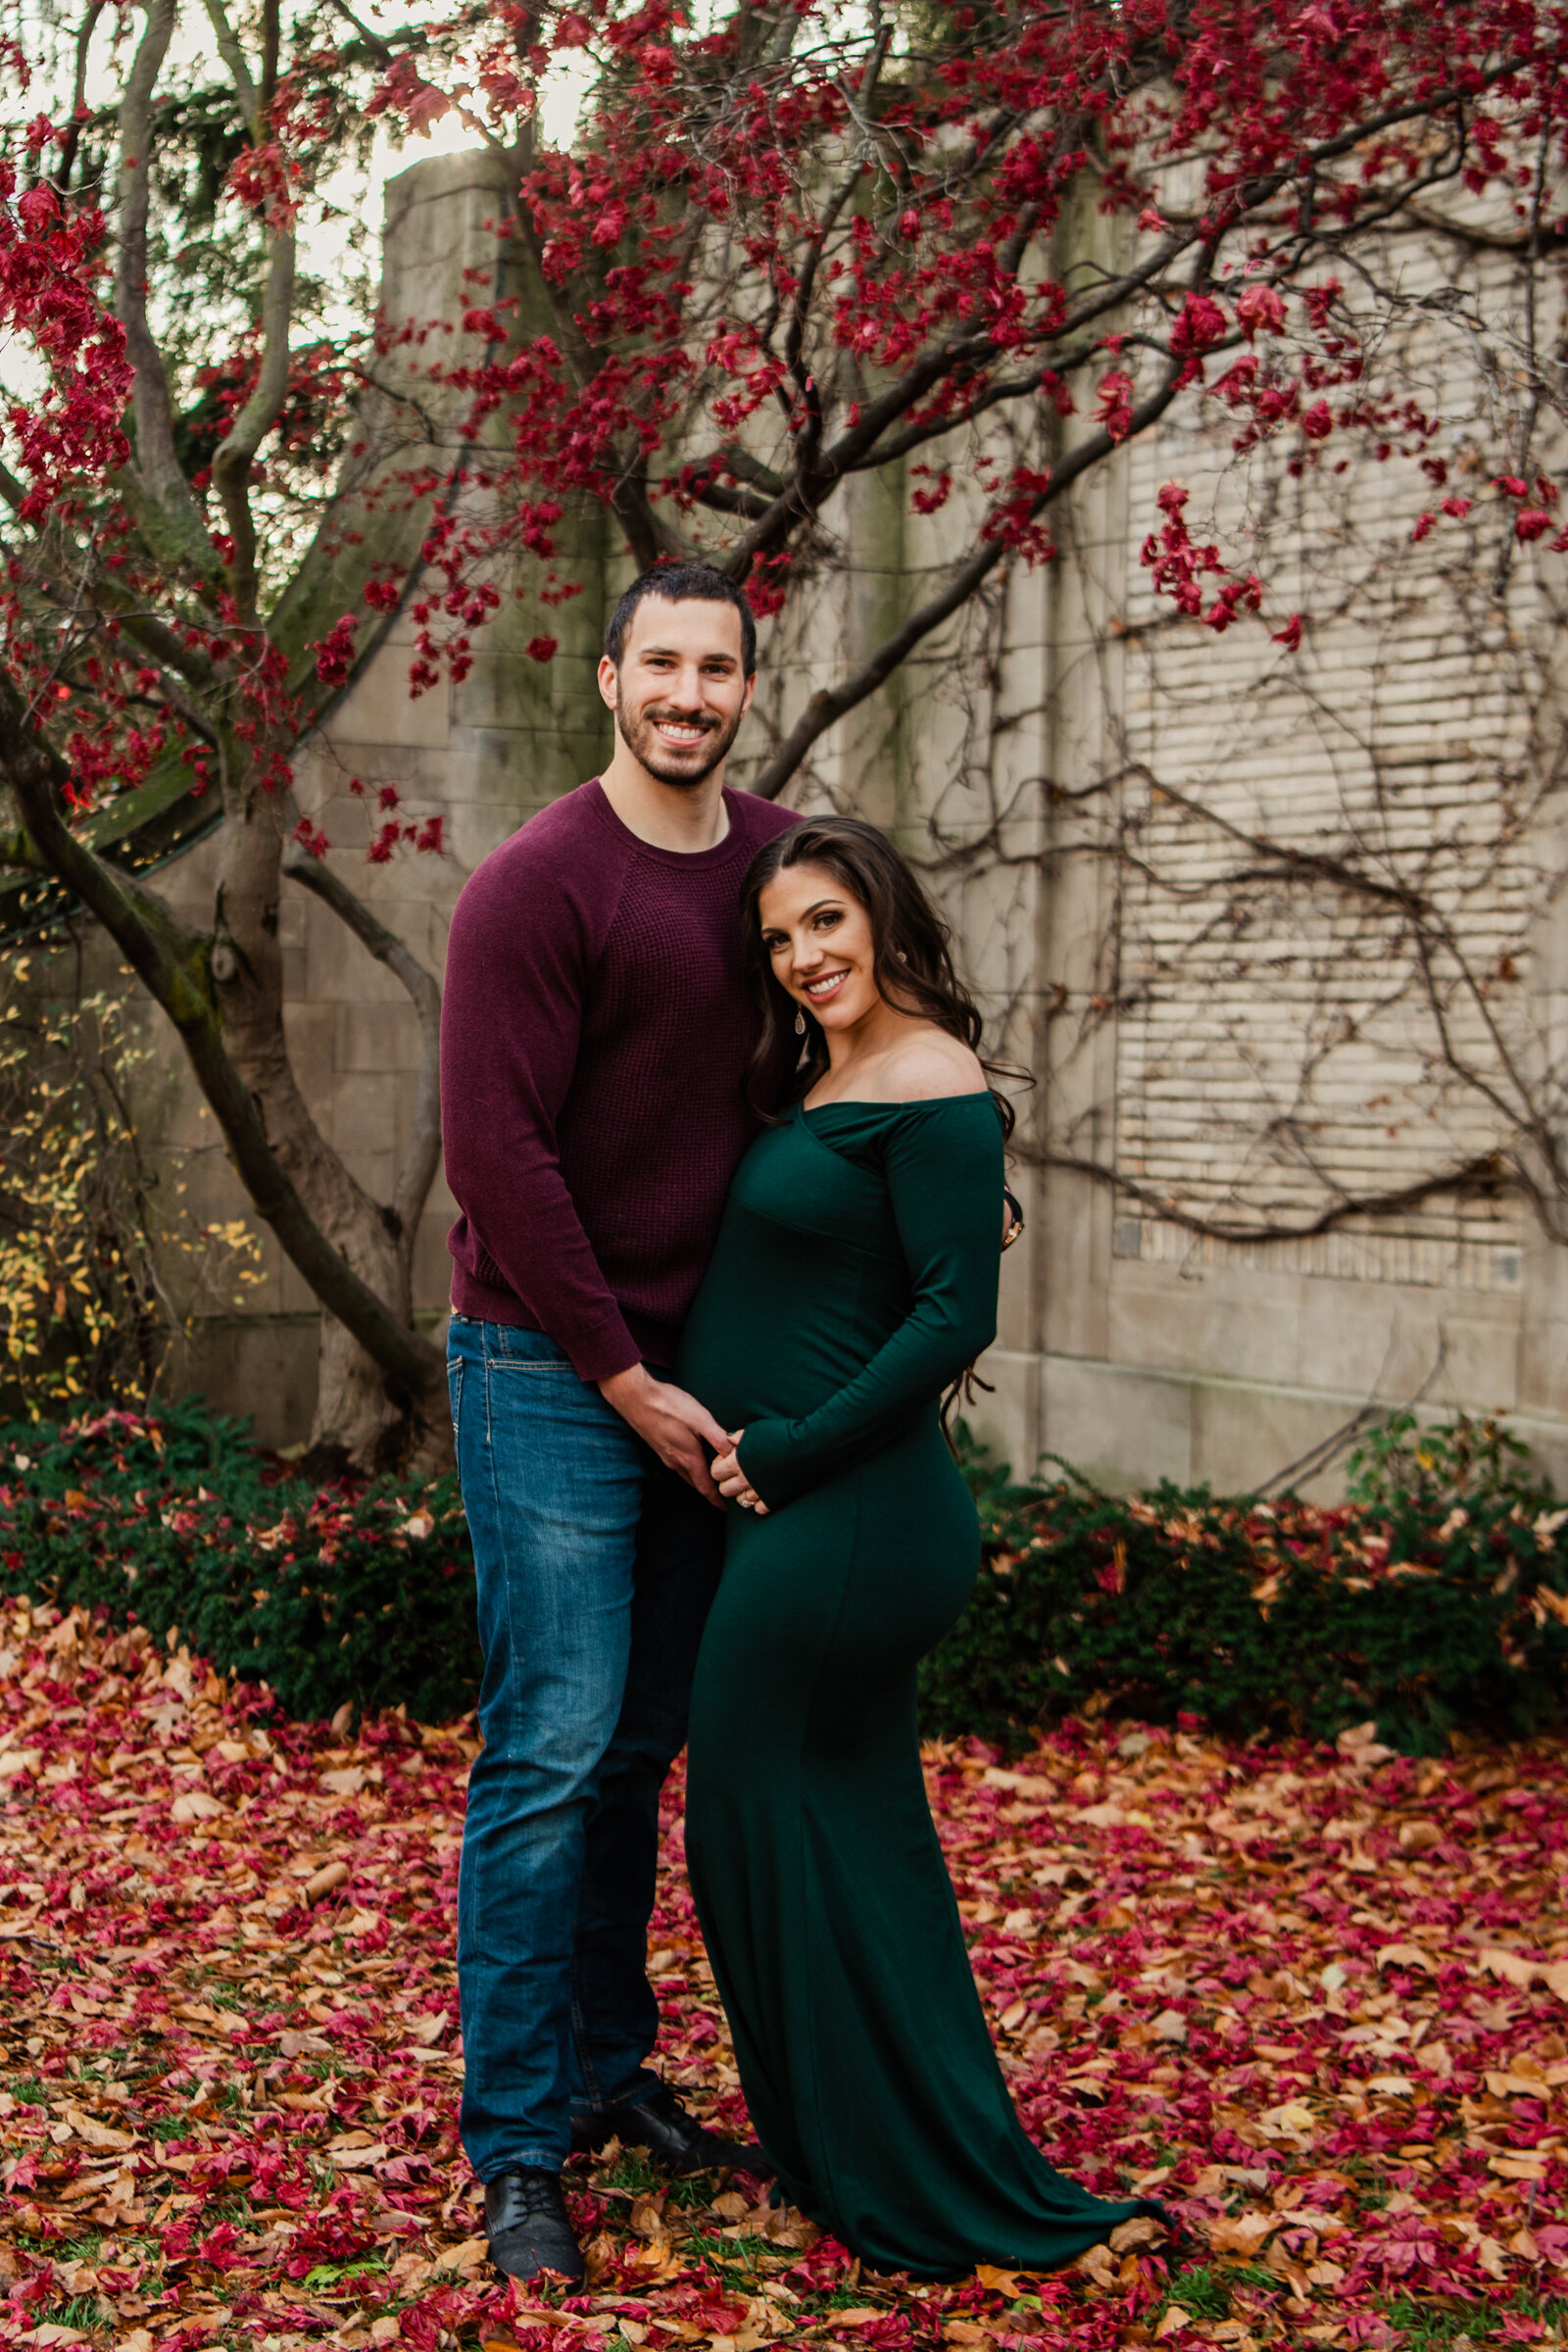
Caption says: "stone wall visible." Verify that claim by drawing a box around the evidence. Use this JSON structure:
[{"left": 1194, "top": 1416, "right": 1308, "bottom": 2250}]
[
  {"left": 969, "top": 254, "right": 1568, "bottom": 1494},
  {"left": 122, "top": 152, "right": 614, "bottom": 1445},
  {"left": 64, "top": 149, "right": 1568, "bottom": 1488}
]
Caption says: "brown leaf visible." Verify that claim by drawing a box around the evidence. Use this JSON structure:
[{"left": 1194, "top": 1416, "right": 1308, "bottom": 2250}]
[
  {"left": 170, "top": 1788, "right": 224, "bottom": 1823},
  {"left": 628, "top": 2191, "right": 670, "bottom": 2244},
  {"left": 1110, "top": 2216, "right": 1166, "bottom": 2253},
  {"left": 1206, "top": 2212, "right": 1281, "bottom": 2257},
  {"left": 1479, "top": 1946, "right": 1538, "bottom": 1989},
  {"left": 1375, "top": 1943, "right": 1435, "bottom": 1973},
  {"left": 582, "top": 2230, "right": 619, "bottom": 2287},
  {"left": 61, "top": 2106, "right": 136, "bottom": 2153},
  {"left": 1076, "top": 2244, "right": 1120, "bottom": 2287}
]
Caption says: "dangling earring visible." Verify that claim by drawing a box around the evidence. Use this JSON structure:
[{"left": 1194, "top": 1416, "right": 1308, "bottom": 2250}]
[{"left": 794, "top": 1008, "right": 807, "bottom": 1036}]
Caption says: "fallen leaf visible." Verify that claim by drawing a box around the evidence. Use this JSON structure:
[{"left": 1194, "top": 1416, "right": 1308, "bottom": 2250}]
[
  {"left": 1110, "top": 2214, "right": 1166, "bottom": 2251},
  {"left": 171, "top": 1787, "right": 224, "bottom": 1823},
  {"left": 1207, "top": 2212, "right": 1281, "bottom": 2257},
  {"left": 61, "top": 2105, "right": 137, "bottom": 2152},
  {"left": 1076, "top": 2243, "right": 1120, "bottom": 2286},
  {"left": 1480, "top": 1946, "right": 1538, "bottom": 1989}
]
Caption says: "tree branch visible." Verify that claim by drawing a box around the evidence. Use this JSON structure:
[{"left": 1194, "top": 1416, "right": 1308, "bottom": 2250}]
[
  {"left": 205, "top": 0, "right": 298, "bottom": 623},
  {"left": 52, "top": 0, "right": 106, "bottom": 194},
  {"left": 116, "top": 0, "right": 213, "bottom": 574},
  {"left": 280, "top": 829, "right": 443, "bottom": 1251},
  {"left": 0, "top": 684, "right": 440, "bottom": 1396},
  {"left": 748, "top": 366, "right": 1185, "bottom": 799},
  {"left": 1031, "top": 1148, "right": 1513, "bottom": 1249},
  {"left": 201, "top": 0, "right": 260, "bottom": 122}
]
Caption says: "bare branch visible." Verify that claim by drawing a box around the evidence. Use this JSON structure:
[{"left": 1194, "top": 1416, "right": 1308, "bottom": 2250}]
[
  {"left": 0, "top": 681, "right": 441, "bottom": 1396},
  {"left": 115, "top": 0, "right": 213, "bottom": 574},
  {"left": 52, "top": 0, "right": 106, "bottom": 194},
  {"left": 281, "top": 831, "right": 443, "bottom": 1250},
  {"left": 1030, "top": 1150, "right": 1514, "bottom": 1249},
  {"left": 202, "top": 0, "right": 298, "bottom": 623},
  {"left": 748, "top": 367, "right": 1185, "bottom": 799},
  {"left": 201, "top": 0, "right": 260, "bottom": 123}
]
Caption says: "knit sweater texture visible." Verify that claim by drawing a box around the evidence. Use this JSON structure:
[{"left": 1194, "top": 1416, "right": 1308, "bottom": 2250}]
[{"left": 442, "top": 778, "right": 799, "bottom": 1380}]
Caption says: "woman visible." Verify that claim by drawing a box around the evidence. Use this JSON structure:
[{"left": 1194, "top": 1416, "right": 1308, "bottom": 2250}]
[{"left": 677, "top": 817, "right": 1165, "bottom": 2279}]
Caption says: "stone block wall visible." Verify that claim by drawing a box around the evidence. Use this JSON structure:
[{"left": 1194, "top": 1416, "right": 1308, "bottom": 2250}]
[
  {"left": 100, "top": 152, "right": 612, "bottom": 1445},
  {"left": 54, "top": 149, "right": 1568, "bottom": 1490}
]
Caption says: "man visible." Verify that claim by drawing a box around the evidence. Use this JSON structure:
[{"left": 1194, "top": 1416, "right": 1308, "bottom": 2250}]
[{"left": 440, "top": 561, "right": 798, "bottom": 2285}]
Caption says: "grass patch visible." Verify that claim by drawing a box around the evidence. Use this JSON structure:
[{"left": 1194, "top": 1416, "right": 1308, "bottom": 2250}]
[{"left": 301, "top": 2257, "right": 388, "bottom": 2291}]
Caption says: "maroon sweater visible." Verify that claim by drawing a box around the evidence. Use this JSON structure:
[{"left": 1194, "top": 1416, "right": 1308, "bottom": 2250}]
[{"left": 442, "top": 779, "right": 800, "bottom": 1379}]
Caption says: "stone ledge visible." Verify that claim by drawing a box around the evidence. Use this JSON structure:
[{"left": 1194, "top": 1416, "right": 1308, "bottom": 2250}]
[{"left": 976, "top": 1346, "right": 1568, "bottom": 1501}]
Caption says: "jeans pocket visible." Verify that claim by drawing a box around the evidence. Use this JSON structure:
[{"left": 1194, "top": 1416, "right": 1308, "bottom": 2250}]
[{"left": 447, "top": 1353, "right": 465, "bottom": 1446}]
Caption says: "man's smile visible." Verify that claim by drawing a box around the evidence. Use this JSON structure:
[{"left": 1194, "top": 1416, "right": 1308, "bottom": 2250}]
[{"left": 648, "top": 714, "right": 714, "bottom": 748}]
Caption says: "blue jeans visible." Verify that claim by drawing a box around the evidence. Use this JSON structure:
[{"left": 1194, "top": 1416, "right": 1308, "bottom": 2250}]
[{"left": 449, "top": 1316, "right": 725, "bottom": 2179}]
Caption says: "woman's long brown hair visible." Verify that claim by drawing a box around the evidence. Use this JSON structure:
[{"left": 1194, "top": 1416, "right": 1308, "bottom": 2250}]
[{"left": 740, "top": 815, "right": 1022, "bottom": 1139}]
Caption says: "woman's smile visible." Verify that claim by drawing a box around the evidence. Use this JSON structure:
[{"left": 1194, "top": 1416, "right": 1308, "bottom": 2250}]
[{"left": 759, "top": 863, "right": 889, "bottom": 1032}]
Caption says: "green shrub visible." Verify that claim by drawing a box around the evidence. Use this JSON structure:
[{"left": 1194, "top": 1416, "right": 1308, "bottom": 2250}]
[
  {"left": 1, "top": 1397, "right": 1564, "bottom": 1751},
  {"left": 0, "top": 1396, "right": 477, "bottom": 1724},
  {"left": 920, "top": 1423, "right": 1568, "bottom": 1755}
]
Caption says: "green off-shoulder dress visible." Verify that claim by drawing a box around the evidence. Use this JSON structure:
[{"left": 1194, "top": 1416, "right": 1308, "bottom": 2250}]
[{"left": 677, "top": 1094, "right": 1158, "bottom": 2278}]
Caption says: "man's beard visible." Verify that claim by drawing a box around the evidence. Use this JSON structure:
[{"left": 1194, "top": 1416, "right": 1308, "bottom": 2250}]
[{"left": 615, "top": 697, "right": 742, "bottom": 787}]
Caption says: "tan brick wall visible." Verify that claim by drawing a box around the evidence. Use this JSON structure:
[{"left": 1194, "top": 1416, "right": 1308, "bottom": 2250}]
[{"left": 55, "top": 154, "right": 1568, "bottom": 1487}]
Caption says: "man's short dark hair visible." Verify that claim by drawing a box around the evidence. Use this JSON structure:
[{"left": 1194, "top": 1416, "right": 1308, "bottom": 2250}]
[{"left": 604, "top": 562, "right": 758, "bottom": 676}]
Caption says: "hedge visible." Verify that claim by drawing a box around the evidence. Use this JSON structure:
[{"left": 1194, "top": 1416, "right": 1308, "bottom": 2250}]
[
  {"left": 0, "top": 1398, "right": 477, "bottom": 1724},
  {"left": 921, "top": 1425, "right": 1568, "bottom": 1754},
  {"left": 0, "top": 1398, "right": 1563, "bottom": 1751}
]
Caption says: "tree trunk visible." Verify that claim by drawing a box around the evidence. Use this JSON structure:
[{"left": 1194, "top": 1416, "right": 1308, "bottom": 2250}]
[{"left": 211, "top": 756, "right": 446, "bottom": 1466}]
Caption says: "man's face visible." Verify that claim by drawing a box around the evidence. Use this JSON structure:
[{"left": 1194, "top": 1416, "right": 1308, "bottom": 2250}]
[{"left": 598, "top": 598, "right": 756, "bottom": 788}]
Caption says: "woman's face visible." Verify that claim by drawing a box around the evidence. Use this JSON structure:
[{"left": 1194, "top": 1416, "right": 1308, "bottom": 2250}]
[{"left": 757, "top": 861, "right": 883, "bottom": 1034}]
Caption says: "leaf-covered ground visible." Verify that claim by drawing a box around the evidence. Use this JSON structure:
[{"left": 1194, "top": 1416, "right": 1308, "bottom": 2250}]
[{"left": 0, "top": 1602, "right": 1564, "bottom": 2352}]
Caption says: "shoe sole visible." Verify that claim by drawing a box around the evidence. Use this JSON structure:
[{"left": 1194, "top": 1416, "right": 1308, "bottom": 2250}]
[{"left": 489, "top": 2250, "right": 586, "bottom": 2286}]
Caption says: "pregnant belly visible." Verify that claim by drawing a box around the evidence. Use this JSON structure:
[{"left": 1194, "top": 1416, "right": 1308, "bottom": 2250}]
[
  {"left": 709, "top": 1417, "right": 981, "bottom": 1702},
  {"left": 678, "top": 1252, "right": 902, "bottom": 1431}
]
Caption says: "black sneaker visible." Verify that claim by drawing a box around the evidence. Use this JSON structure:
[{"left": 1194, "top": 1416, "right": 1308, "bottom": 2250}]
[
  {"left": 570, "top": 2082, "right": 765, "bottom": 2175},
  {"left": 483, "top": 2166, "right": 586, "bottom": 2283}
]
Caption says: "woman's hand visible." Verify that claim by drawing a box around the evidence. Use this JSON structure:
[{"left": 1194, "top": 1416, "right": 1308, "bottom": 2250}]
[{"left": 712, "top": 1430, "right": 769, "bottom": 1514}]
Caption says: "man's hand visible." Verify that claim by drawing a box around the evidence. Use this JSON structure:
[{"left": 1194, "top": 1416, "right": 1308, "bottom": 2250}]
[{"left": 598, "top": 1364, "right": 730, "bottom": 1503}]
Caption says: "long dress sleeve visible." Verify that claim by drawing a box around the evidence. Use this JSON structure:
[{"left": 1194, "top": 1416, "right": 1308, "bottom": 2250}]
[{"left": 733, "top": 1096, "right": 1003, "bottom": 1511}]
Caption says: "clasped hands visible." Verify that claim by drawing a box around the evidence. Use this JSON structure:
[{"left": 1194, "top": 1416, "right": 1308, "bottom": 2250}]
[
  {"left": 711, "top": 1432, "right": 768, "bottom": 1514},
  {"left": 596, "top": 1362, "right": 767, "bottom": 1510}
]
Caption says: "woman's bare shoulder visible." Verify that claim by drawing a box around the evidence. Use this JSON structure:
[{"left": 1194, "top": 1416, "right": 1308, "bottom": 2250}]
[{"left": 877, "top": 1029, "right": 988, "bottom": 1102}]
